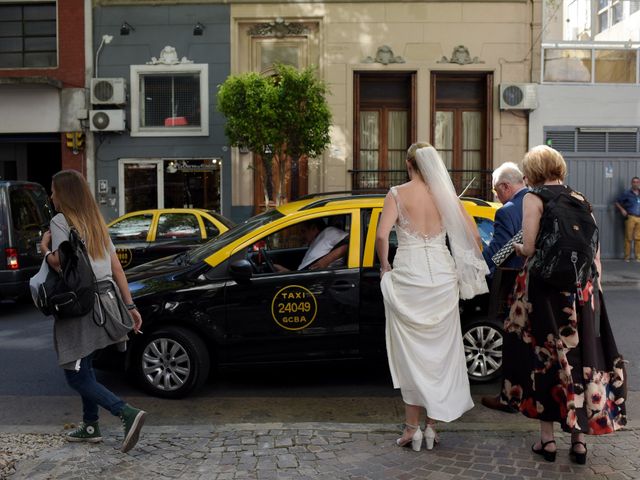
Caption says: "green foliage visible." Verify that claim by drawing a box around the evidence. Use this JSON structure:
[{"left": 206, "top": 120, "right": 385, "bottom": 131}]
[
  {"left": 274, "top": 64, "right": 332, "bottom": 160},
  {"left": 217, "top": 65, "right": 332, "bottom": 203},
  {"left": 216, "top": 72, "right": 282, "bottom": 156}
]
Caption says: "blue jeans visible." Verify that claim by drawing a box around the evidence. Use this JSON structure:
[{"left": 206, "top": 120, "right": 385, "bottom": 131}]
[{"left": 64, "top": 354, "right": 126, "bottom": 423}]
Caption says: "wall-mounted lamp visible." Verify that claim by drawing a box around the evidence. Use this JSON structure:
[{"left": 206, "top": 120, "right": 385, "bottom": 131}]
[
  {"left": 193, "top": 22, "right": 205, "bottom": 36},
  {"left": 120, "top": 21, "right": 135, "bottom": 35},
  {"left": 95, "top": 34, "right": 113, "bottom": 78}
]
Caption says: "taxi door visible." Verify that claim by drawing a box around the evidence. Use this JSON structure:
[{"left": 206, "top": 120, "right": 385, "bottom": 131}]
[
  {"left": 358, "top": 207, "right": 389, "bottom": 358},
  {"left": 223, "top": 210, "right": 361, "bottom": 364}
]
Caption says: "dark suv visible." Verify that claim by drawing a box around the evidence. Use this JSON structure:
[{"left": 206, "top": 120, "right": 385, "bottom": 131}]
[{"left": 0, "top": 181, "right": 53, "bottom": 302}]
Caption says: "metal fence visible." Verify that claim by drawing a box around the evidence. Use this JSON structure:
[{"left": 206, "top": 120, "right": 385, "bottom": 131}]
[{"left": 349, "top": 169, "right": 494, "bottom": 201}]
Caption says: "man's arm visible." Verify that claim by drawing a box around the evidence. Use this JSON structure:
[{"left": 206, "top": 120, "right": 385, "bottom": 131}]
[
  {"left": 615, "top": 201, "right": 628, "bottom": 217},
  {"left": 309, "top": 244, "right": 348, "bottom": 270},
  {"left": 482, "top": 207, "right": 514, "bottom": 272}
]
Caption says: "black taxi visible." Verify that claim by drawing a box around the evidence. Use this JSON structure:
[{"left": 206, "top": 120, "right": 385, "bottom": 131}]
[{"left": 97, "top": 194, "right": 502, "bottom": 398}]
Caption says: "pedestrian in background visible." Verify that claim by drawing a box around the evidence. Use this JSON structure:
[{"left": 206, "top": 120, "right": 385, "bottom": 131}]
[
  {"left": 504, "top": 146, "right": 626, "bottom": 464},
  {"left": 480, "top": 162, "right": 527, "bottom": 413},
  {"left": 614, "top": 176, "right": 640, "bottom": 262},
  {"left": 376, "top": 143, "right": 488, "bottom": 452},
  {"left": 39, "top": 170, "right": 147, "bottom": 453}
]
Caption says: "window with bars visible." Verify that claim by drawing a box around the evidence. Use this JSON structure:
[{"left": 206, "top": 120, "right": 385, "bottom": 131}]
[
  {"left": 130, "top": 64, "right": 209, "bottom": 137},
  {"left": 141, "top": 74, "right": 201, "bottom": 128},
  {"left": 0, "top": 2, "right": 57, "bottom": 69}
]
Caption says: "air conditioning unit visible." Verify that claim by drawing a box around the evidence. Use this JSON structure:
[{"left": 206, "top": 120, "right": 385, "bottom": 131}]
[
  {"left": 91, "top": 78, "right": 126, "bottom": 105},
  {"left": 499, "top": 83, "right": 538, "bottom": 110},
  {"left": 90, "top": 110, "right": 126, "bottom": 132}
]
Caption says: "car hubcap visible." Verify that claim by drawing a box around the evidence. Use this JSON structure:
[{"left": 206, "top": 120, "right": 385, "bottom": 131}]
[
  {"left": 463, "top": 325, "right": 503, "bottom": 380},
  {"left": 142, "top": 338, "right": 191, "bottom": 391}
]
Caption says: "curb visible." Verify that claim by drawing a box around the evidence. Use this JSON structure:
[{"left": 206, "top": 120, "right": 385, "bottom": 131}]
[{"left": 1, "top": 421, "right": 636, "bottom": 436}]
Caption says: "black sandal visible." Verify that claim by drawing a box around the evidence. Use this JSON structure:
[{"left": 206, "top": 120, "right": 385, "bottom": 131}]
[
  {"left": 569, "top": 441, "right": 588, "bottom": 465},
  {"left": 532, "top": 439, "right": 556, "bottom": 462}
]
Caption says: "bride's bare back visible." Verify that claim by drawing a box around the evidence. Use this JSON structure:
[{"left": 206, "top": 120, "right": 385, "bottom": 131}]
[{"left": 394, "top": 180, "right": 443, "bottom": 237}]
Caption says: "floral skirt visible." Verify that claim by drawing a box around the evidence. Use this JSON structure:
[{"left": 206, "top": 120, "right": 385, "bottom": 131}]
[{"left": 500, "top": 266, "right": 627, "bottom": 434}]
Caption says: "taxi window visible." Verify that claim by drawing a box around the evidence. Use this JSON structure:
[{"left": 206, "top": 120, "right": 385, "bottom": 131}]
[
  {"left": 109, "top": 214, "right": 153, "bottom": 241},
  {"left": 475, "top": 217, "right": 494, "bottom": 248},
  {"left": 157, "top": 213, "right": 200, "bottom": 240},
  {"left": 263, "top": 214, "right": 350, "bottom": 250},
  {"left": 202, "top": 217, "right": 220, "bottom": 238},
  {"left": 203, "top": 210, "right": 235, "bottom": 229},
  {"left": 253, "top": 214, "right": 351, "bottom": 272}
]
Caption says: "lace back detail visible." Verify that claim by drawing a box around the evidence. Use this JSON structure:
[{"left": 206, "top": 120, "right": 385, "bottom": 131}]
[{"left": 390, "top": 186, "right": 445, "bottom": 241}]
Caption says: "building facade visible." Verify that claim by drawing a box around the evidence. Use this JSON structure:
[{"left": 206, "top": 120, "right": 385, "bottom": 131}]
[
  {"left": 0, "top": 0, "right": 88, "bottom": 188},
  {"left": 531, "top": 0, "right": 640, "bottom": 258},
  {"left": 92, "top": 2, "right": 231, "bottom": 221},
  {"left": 229, "top": 0, "right": 539, "bottom": 219}
]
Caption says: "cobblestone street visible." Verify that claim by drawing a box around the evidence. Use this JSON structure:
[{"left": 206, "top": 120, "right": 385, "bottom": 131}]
[{"left": 6, "top": 423, "right": 640, "bottom": 480}]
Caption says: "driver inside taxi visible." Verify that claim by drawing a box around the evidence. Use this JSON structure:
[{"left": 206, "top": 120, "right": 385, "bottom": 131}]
[{"left": 273, "top": 218, "right": 348, "bottom": 272}]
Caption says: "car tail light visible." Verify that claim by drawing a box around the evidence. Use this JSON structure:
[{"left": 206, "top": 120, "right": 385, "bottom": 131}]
[{"left": 5, "top": 248, "right": 19, "bottom": 270}]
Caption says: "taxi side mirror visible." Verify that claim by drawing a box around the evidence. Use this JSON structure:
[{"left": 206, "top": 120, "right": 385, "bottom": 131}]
[{"left": 228, "top": 259, "right": 253, "bottom": 282}]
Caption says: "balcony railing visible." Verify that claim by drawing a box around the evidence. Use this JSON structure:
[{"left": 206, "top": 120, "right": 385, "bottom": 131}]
[{"left": 349, "top": 169, "right": 494, "bottom": 201}]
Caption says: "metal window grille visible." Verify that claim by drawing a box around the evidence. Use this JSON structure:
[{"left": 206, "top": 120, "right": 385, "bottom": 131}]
[
  {"left": 545, "top": 129, "right": 640, "bottom": 153},
  {"left": 140, "top": 74, "right": 201, "bottom": 128},
  {"left": 0, "top": 2, "right": 57, "bottom": 68}
]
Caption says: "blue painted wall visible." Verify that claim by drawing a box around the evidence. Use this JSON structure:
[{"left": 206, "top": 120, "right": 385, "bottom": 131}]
[{"left": 93, "top": 4, "right": 231, "bottom": 222}]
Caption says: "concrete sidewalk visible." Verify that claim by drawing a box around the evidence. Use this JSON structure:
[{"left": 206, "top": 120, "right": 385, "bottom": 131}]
[
  {"left": 601, "top": 259, "right": 640, "bottom": 287},
  {"left": 2, "top": 259, "right": 637, "bottom": 479},
  {"left": 3, "top": 392, "right": 639, "bottom": 480}
]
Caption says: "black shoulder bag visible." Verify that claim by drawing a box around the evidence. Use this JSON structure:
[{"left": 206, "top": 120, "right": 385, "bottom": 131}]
[{"left": 36, "top": 228, "right": 98, "bottom": 318}]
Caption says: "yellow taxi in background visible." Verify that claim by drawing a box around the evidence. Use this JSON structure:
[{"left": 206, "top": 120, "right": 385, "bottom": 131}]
[
  {"left": 108, "top": 208, "right": 234, "bottom": 269},
  {"left": 96, "top": 194, "right": 500, "bottom": 398}
]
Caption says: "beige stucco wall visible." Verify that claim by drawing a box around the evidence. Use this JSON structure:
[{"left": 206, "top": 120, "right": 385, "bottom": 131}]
[{"left": 231, "top": 2, "right": 536, "bottom": 207}]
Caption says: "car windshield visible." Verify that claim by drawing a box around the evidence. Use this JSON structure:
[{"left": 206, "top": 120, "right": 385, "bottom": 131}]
[{"left": 189, "top": 209, "right": 284, "bottom": 264}]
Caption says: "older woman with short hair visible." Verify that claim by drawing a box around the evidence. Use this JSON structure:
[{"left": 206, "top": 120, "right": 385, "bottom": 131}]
[{"left": 503, "top": 145, "right": 627, "bottom": 464}]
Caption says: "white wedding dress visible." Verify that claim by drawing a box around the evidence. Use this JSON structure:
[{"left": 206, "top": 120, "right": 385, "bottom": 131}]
[{"left": 381, "top": 187, "right": 474, "bottom": 422}]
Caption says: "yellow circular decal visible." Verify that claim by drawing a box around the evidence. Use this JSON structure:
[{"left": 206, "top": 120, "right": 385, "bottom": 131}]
[
  {"left": 271, "top": 285, "right": 318, "bottom": 331},
  {"left": 116, "top": 248, "right": 133, "bottom": 268}
]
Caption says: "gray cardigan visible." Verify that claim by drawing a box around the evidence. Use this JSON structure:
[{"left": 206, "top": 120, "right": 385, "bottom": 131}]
[{"left": 50, "top": 214, "right": 132, "bottom": 368}]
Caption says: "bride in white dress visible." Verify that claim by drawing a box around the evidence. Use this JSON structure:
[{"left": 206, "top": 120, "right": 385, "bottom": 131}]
[{"left": 376, "top": 143, "right": 489, "bottom": 452}]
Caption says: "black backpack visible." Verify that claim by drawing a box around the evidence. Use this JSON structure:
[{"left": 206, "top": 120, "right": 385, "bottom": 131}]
[
  {"left": 528, "top": 186, "right": 598, "bottom": 295},
  {"left": 37, "top": 228, "right": 98, "bottom": 318}
]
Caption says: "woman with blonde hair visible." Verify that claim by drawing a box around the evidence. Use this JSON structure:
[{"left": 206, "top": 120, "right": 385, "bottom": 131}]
[
  {"left": 39, "top": 170, "right": 146, "bottom": 453},
  {"left": 504, "top": 145, "right": 626, "bottom": 464},
  {"left": 376, "top": 143, "right": 488, "bottom": 451}
]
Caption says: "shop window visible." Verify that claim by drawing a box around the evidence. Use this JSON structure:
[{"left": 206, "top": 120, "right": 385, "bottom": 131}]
[
  {"left": 119, "top": 159, "right": 222, "bottom": 215},
  {"left": 0, "top": 2, "right": 57, "bottom": 68},
  {"left": 130, "top": 64, "right": 208, "bottom": 137}
]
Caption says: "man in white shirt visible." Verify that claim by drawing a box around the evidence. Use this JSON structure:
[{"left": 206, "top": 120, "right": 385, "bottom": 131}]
[{"left": 275, "top": 218, "right": 348, "bottom": 271}]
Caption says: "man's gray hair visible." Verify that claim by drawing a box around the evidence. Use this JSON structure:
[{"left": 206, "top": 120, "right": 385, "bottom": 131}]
[{"left": 493, "top": 162, "right": 524, "bottom": 187}]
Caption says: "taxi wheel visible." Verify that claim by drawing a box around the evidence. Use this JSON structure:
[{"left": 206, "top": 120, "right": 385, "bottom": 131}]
[
  {"left": 462, "top": 318, "right": 504, "bottom": 383},
  {"left": 132, "top": 327, "right": 210, "bottom": 399}
]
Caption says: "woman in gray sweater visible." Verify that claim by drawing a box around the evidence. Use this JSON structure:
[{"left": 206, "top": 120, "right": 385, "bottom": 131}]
[{"left": 39, "top": 170, "right": 146, "bottom": 453}]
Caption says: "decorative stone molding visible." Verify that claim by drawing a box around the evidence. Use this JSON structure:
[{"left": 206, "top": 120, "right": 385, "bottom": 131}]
[
  {"left": 362, "top": 45, "right": 405, "bottom": 65},
  {"left": 437, "top": 45, "right": 484, "bottom": 65},
  {"left": 248, "top": 17, "right": 309, "bottom": 38},
  {"left": 146, "top": 46, "right": 193, "bottom": 65}
]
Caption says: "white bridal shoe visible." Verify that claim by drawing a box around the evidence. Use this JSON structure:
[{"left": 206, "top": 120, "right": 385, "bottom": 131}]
[
  {"left": 424, "top": 423, "right": 439, "bottom": 450},
  {"left": 396, "top": 424, "right": 423, "bottom": 452}
]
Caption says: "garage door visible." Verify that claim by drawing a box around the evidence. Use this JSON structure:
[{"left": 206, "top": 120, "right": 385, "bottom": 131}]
[{"left": 545, "top": 128, "right": 640, "bottom": 259}]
